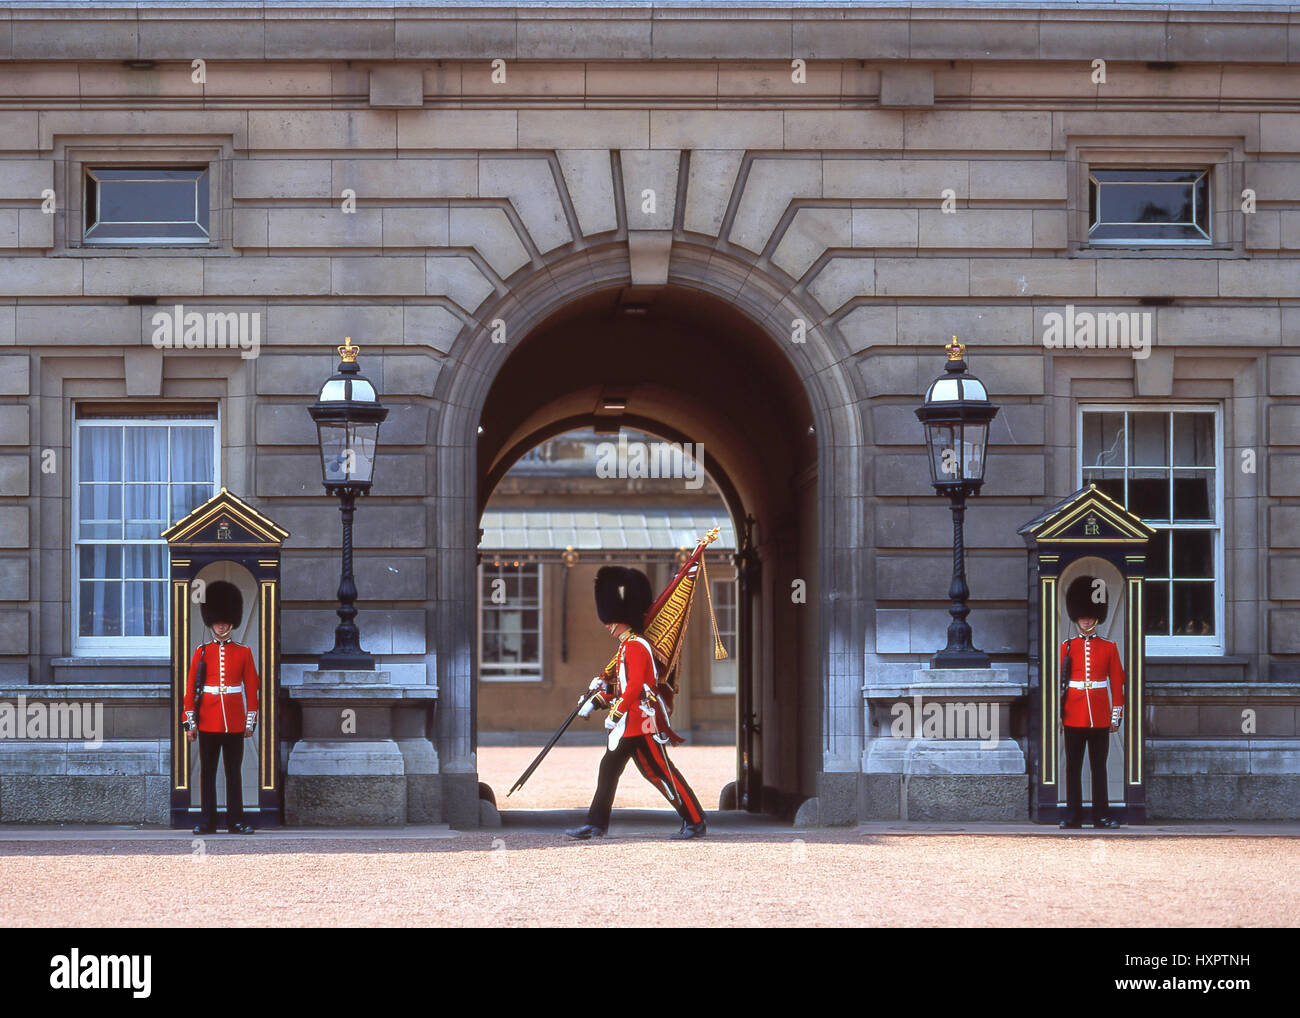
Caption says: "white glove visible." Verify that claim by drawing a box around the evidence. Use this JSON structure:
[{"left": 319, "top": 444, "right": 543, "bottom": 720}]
[
  {"left": 577, "top": 696, "right": 595, "bottom": 719},
  {"left": 604, "top": 715, "right": 618, "bottom": 731},
  {"left": 587, "top": 676, "right": 606, "bottom": 691}
]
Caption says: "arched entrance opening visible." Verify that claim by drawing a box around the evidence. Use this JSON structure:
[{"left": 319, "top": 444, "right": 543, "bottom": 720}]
[
  {"left": 475, "top": 423, "right": 739, "bottom": 813},
  {"left": 472, "top": 283, "right": 817, "bottom": 817}
]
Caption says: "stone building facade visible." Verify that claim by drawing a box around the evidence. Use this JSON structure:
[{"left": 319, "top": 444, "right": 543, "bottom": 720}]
[{"left": 0, "top": 1, "right": 1298, "bottom": 825}]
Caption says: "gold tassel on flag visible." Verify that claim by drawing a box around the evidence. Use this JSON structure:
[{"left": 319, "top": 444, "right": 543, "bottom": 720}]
[{"left": 698, "top": 551, "right": 728, "bottom": 661}]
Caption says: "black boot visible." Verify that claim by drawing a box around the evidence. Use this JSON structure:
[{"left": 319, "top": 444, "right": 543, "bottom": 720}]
[
  {"left": 671, "top": 820, "right": 707, "bottom": 840},
  {"left": 1058, "top": 817, "right": 1082, "bottom": 830},
  {"left": 229, "top": 822, "right": 255, "bottom": 835},
  {"left": 565, "top": 824, "right": 605, "bottom": 840},
  {"left": 192, "top": 823, "right": 217, "bottom": 836},
  {"left": 1093, "top": 816, "right": 1121, "bottom": 829}
]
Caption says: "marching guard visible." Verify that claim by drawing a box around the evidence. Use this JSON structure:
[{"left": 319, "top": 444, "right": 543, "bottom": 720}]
[
  {"left": 566, "top": 566, "right": 707, "bottom": 841},
  {"left": 183, "top": 580, "right": 260, "bottom": 835},
  {"left": 1059, "top": 575, "right": 1125, "bottom": 830}
]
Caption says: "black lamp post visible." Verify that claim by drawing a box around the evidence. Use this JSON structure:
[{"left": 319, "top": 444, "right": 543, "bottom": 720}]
[
  {"left": 308, "top": 337, "right": 388, "bottom": 670},
  {"left": 914, "top": 336, "right": 1000, "bottom": 669}
]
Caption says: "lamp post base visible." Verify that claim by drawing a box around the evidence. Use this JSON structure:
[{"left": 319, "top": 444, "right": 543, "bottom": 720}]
[
  {"left": 318, "top": 650, "right": 376, "bottom": 671},
  {"left": 930, "top": 647, "right": 992, "bottom": 670}
]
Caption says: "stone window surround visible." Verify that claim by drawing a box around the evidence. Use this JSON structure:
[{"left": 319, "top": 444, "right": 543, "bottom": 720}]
[
  {"left": 71, "top": 413, "right": 220, "bottom": 658},
  {"left": 1066, "top": 135, "right": 1246, "bottom": 257},
  {"left": 50, "top": 135, "right": 235, "bottom": 257},
  {"left": 31, "top": 352, "right": 242, "bottom": 669},
  {"left": 477, "top": 560, "right": 544, "bottom": 683},
  {"left": 1075, "top": 401, "right": 1225, "bottom": 658}
]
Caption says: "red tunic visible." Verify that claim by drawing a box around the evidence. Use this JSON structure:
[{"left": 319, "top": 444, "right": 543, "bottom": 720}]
[
  {"left": 613, "top": 635, "right": 659, "bottom": 739},
  {"left": 1060, "top": 634, "right": 1125, "bottom": 729},
  {"left": 183, "top": 639, "right": 260, "bottom": 734}
]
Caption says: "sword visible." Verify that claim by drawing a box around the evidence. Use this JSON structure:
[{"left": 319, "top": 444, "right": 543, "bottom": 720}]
[{"left": 507, "top": 690, "right": 599, "bottom": 797}]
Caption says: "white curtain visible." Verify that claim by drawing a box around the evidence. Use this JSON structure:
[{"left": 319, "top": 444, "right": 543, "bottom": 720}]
[
  {"left": 79, "top": 427, "right": 121, "bottom": 637},
  {"left": 79, "top": 421, "right": 215, "bottom": 640},
  {"left": 123, "top": 427, "right": 169, "bottom": 637}
]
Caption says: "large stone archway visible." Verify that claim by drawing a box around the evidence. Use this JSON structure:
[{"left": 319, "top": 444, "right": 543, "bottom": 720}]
[{"left": 428, "top": 241, "right": 870, "bottom": 825}]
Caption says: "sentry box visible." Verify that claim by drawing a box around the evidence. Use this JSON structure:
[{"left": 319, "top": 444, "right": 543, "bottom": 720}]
[
  {"left": 163, "top": 489, "right": 288, "bottom": 829},
  {"left": 1020, "top": 485, "right": 1155, "bottom": 825}
]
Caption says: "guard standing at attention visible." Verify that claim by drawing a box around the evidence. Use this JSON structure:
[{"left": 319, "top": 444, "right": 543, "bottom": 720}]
[
  {"left": 566, "top": 566, "right": 707, "bottom": 841},
  {"left": 183, "top": 580, "right": 259, "bottom": 835},
  {"left": 1059, "top": 575, "right": 1125, "bottom": 830}
]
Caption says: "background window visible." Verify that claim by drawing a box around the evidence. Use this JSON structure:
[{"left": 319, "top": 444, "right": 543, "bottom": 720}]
[
  {"left": 710, "top": 579, "right": 738, "bottom": 694},
  {"left": 74, "top": 415, "right": 218, "bottom": 653},
  {"left": 480, "top": 562, "right": 543, "bottom": 682},
  {"left": 1081, "top": 407, "right": 1221, "bottom": 652},
  {"left": 1088, "top": 168, "right": 1210, "bottom": 244},
  {"left": 84, "top": 167, "right": 210, "bottom": 244}
]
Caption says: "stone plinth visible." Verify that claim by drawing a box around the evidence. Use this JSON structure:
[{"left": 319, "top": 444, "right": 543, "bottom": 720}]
[
  {"left": 862, "top": 668, "right": 1028, "bottom": 820},
  {"left": 284, "top": 670, "right": 438, "bottom": 826}
]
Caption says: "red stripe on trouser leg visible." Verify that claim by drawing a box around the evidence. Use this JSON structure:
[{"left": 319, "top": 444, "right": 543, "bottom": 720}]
[
  {"left": 647, "top": 739, "right": 703, "bottom": 825},
  {"left": 632, "top": 742, "right": 681, "bottom": 809}
]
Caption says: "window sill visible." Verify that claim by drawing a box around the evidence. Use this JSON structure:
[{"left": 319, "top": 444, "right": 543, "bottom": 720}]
[
  {"left": 1072, "top": 247, "right": 1243, "bottom": 259},
  {"left": 1146, "top": 656, "right": 1249, "bottom": 683},
  {"left": 50, "top": 658, "right": 170, "bottom": 684},
  {"left": 54, "top": 247, "right": 230, "bottom": 257}
]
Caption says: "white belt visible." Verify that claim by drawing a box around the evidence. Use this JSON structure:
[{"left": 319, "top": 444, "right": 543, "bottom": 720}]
[
  {"left": 1068, "top": 680, "right": 1107, "bottom": 690},
  {"left": 202, "top": 684, "right": 242, "bottom": 695}
]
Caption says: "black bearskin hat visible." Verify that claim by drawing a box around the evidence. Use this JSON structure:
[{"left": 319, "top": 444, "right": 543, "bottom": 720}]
[
  {"left": 595, "top": 566, "right": 653, "bottom": 629},
  {"left": 201, "top": 580, "right": 244, "bottom": 628},
  {"left": 1065, "top": 575, "right": 1107, "bottom": 625}
]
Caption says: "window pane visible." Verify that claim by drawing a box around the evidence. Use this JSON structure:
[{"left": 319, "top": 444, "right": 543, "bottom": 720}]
[
  {"left": 1173, "top": 413, "right": 1214, "bottom": 466},
  {"left": 1172, "top": 531, "right": 1213, "bottom": 579},
  {"left": 171, "top": 427, "right": 214, "bottom": 483},
  {"left": 124, "top": 427, "right": 169, "bottom": 481},
  {"left": 1144, "top": 530, "right": 1170, "bottom": 578},
  {"left": 1128, "top": 414, "right": 1170, "bottom": 466},
  {"left": 80, "top": 545, "right": 121, "bottom": 580},
  {"left": 171, "top": 484, "right": 211, "bottom": 524},
  {"left": 79, "top": 426, "right": 121, "bottom": 481},
  {"left": 123, "top": 581, "right": 167, "bottom": 637},
  {"left": 124, "top": 545, "right": 167, "bottom": 579},
  {"left": 1082, "top": 413, "right": 1126, "bottom": 468},
  {"left": 1082, "top": 470, "right": 1124, "bottom": 505},
  {"left": 1099, "top": 182, "right": 1194, "bottom": 226},
  {"left": 80, "top": 581, "right": 122, "bottom": 637},
  {"left": 85, "top": 168, "right": 209, "bottom": 243},
  {"left": 521, "top": 632, "right": 539, "bottom": 662},
  {"left": 1128, "top": 471, "right": 1171, "bottom": 522},
  {"left": 1089, "top": 170, "right": 1210, "bottom": 242},
  {"left": 102, "top": 178, "right": 194, "bottom": 224},
  {"left": 1144, "top": 581, "right": 1170, "bottom": 637},
  {"left": 125, "top": 484, "right": 166, "bottom": 522},
  {"left": 1172, "top": 471, "right": 1214, "bottom": 522},
  {"left": 1172, "top": 583, "right": 1215, "bottom": 636},
  {"left": 79, "top": 484, "right": 122, "bottom": 539},
  {"left": 125, "top": 484, "right": 166, "bottom": 540}
]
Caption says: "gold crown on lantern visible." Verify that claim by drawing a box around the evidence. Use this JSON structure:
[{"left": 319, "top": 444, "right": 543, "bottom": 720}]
[
  {"left": 945, "top": 335, "right": 965, "bottom": 361},
  {"left": 338, "top": 336, "right": 360, "bottom": 363}
]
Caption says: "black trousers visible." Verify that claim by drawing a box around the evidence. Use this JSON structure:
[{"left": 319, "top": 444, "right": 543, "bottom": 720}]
[
  {"left": 586, "top": 734, "right": 705, "bottom": 830},
  {"left": 1063, "top": 725, "right": 1111, "bottom": 823},
  {"left": 197, "top": 731, "right": 245, "bottom": 828}
]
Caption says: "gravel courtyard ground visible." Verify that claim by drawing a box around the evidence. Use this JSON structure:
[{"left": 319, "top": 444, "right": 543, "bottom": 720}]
[
  {"left": 2, "top": 829, "right": 1295, "bottom": 927},
  {"left": 1, "top": 747, "right": 1295, "bottom": 927}
]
